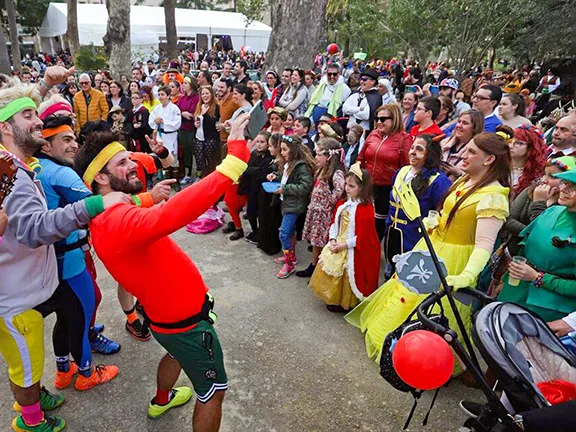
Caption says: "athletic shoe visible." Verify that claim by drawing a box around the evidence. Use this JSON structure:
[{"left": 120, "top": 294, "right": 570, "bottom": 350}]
[
  {"left": 90, "top": 332, "right": 121, "bottom": 355},
  {"left": 459, "top": 400, "right": 483, "bottom": 419},
  {"left": 147, "top": 387, "right": 193, "bottom": 419},
  {"left": 273, "top": 255, "right": 298, "bottom": 265},
  {"left": 229, "top": 229, "right": 244, "bottom": 241},
  {"left": 125, "top": 319, "right": 151, "bottom": 341},
  {"left": 54, "top": 362, "right": 78, "bottom": 390},
  {"left": 12, "top": 414, "right": 66, "bottom": 432},
  {"left": 296, "top": 263, "right": 315, "bottom": 278},
  {"left": 13, "top": 387, "right": 64, "bottom": 413},
  {"left": 134, "top": 301, "right": 145, "bottom": 316},
  {"left": 74, "top": 365, "right": 119, "bottom": 391},
  {"left": 92, "top": 323, "right": 105, "bottom": 334},
  {"left": 179, "top": 176, "right": 191, "bottom": 185},
  {"left": 245, "top": 232, "right": 258, "bottom": 244}
]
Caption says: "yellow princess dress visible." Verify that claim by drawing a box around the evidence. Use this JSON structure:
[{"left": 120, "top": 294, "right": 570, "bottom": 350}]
[{"left": 345, "top": 178, "right": 509, "bottom": 364}]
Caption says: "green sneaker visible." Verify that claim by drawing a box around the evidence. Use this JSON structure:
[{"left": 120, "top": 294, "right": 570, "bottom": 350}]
[
  {"left": 12, "top": 414, "right": 66, "bottom": 432},
  {"left": 147, "top": 386, "right": 193, "bottom": 419},
  {"left": 13, "top": 387, "right": 65, "bottom": 413}
]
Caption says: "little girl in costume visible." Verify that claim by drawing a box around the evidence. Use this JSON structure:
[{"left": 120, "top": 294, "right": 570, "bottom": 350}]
[
  {"left": 298, "top": 138, "right": 346, "bottom": 278},
  {"left": 309, "top": 163, "right": 381, "bottom": 312},
  {"left": 269, "top": 135, "right": 315, "bottom": 279},
  {"left": 238, "top": 131, "right": 273, "bottom": 244},
  {"left": 258, "top": 134, "right": 284, "bottom": 255}
]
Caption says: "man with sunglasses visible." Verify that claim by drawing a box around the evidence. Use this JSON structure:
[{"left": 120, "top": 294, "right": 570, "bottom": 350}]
[
  {"left": 343, "top": 68, "right": 382, "bottom": 132},
  {"left": 305, "top": 63, "right": 351, "bottom": 127},
  {"left": 73, "top": 73, "right": 109, "bottom": 133}
]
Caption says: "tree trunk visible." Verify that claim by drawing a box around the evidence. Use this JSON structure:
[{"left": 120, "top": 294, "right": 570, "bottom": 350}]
[
  {"left": 264, "top": 0, "right": 329, "bottom": 71},
  {"left": 164, "top": 0, "right": 178, "bottom": 59},
  {"left": 5, "top": 0, "right": 21, "bottom": 73},
  {"left": 67, "top": 0, "right": 81, "bottom": 58},
  {"left": 103, "top": 0, "right": 131, "bottom": 79},
  {"left": 0, "top": 29, "right": 12, "bottom": 75}
]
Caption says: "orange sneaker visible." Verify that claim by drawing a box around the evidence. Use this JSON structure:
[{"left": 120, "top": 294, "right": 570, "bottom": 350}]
[
  {"left": 54, "top": 362, "right": 78, "bottom": 390},
  {"left": 74, "top": 365, "right": 119, "bottom": 391}
]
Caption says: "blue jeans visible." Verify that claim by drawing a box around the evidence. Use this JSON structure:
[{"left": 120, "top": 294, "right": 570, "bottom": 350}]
[{"left": 279, "top": 212, "right": 299, "bottom": 250}]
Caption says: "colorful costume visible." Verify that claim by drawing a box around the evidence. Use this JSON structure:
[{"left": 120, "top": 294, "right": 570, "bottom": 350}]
[
  {"left": 310, "top": 199, "right": 381, "bottom": 309},
  {"left": 385, "top": 166, "right": 452, "bottom": 270},
  {"left": 88, "top": 139, "right": 249, "bottom": 402},
  {"left": 346, "top": 179, "right": 509, "bottom": 363},
  {"left": 499, "top": 205, "right": 576, "bottom": 321}
]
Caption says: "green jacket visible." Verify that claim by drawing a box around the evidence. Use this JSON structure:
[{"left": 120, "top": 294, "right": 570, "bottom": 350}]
[{"left": 281, "top": 160, "right": 313, "bottom": 215}]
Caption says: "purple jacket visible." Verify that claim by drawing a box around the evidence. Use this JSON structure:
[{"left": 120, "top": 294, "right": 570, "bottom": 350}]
[{"left": 177, "top": 93, "right": 199, "bottom": 131}]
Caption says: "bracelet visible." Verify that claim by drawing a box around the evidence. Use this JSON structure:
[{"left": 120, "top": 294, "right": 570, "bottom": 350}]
[
  {"left": 532, "top": 271, "right": 545, "bottom": 288},
  {"left": 39, "top": 79, "right": 53, "bottom": 90}
]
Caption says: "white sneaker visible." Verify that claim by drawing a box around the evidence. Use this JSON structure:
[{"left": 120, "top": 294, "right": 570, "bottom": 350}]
[{"left": 180, "top": 176, "right": 191, "bottom": 185}]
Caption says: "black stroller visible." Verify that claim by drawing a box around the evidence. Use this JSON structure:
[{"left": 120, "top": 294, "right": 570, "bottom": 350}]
[{"left": 380, "top": 180, "right": 576, "bottom": 432}]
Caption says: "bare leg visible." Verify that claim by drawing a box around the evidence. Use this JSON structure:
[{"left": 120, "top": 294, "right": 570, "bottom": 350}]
[
  {"left": 10, "top": 381, "right": 40, "bottom": 406},
  {"left": 312, "top": 246, "right": 321, "bottom": 266},
  {"left": 193, "top": 391, "right": 225, "bottom": 432},
  {"left": 117, "top": 284, "right": 135, "bottom": 312},
  {"left": 157, "top": 353, "right": 181, "bottom": 391}
]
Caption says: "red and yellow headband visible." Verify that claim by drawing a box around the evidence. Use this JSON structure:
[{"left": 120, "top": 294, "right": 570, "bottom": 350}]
[
  {"left": 42, "top": 124, "right": 73, "bottom": 139},
  {"left": 82, "top": 141, "right": 126, "bottom": 186}
]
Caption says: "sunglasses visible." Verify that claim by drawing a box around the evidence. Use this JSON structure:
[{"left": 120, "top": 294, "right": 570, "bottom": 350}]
[
  {"left": 80, "top": 82, "right": 90, "bottom": 85},
  {"left": 327, "top": 72, "right": 339, "bottom": 77},
  {"left": 376, "top": 116, "right": 392, "bottom": 123}
]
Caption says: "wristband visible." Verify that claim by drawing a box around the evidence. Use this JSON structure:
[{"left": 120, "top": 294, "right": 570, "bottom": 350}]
[
  {"left": 136, "top": 192, "right": 154, "bottom": 208},
  {"left": 216, "top": 154, "right": 248, "bottom": 183},
  {"left": 84, "top": 195, "right": 105, "bottom": 218},
  {"left": 40, "top": 79, "right": 53, "bottom": 90},
  {"left": 156, "top": 147, "right": 169, "bottom": 159},
  {"left": 532, "top": 271, "right": 545, "bottom": 288},
  {"left": 131, "top": 195, "right": 141, "bottom": 207}
]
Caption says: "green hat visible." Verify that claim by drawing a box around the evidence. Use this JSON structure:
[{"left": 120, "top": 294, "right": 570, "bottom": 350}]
[
  {"left": 548, "top": 155, "right": 576, "bottom": 172},
  {"left": 554, "top": 169, "right": 576, "bottom": 184}
]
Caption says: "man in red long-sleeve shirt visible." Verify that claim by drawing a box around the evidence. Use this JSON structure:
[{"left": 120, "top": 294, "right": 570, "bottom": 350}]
[{"left": 74, "top": 114, "right": 251, "bottom": 432}]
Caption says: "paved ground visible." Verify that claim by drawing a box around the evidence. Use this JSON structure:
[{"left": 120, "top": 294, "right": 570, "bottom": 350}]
[{"left": 0, "top": 223, "right": 483, "bottom": 431}]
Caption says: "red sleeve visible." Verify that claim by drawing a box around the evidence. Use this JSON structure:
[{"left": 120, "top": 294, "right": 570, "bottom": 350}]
[{"left": 401, "top": 133, "right": 413, "bottom": 166}]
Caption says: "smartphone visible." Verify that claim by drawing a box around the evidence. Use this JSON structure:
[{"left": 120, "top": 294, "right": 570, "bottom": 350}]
[
  {"left": 405, "top": 85, "right": 417, "bottom": 93},
  {"left": 430, "top": 85, "right": 439, "bottom": 96},
  {"left": 247, "top": 100, "right": 267, "bottom": 139}
]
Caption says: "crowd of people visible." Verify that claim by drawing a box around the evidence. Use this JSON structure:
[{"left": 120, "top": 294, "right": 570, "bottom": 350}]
[{"left": 0, "top": 49, "right": 575, "bottom": 432}]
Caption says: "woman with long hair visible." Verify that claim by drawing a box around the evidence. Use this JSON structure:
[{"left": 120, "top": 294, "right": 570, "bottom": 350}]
[
  {"left": 193, "top": 85, "right": 221, "bottom": 178},
  {"left": 384, "top": 135, "right": 452, "bottom": 274},
  {"left": 509, "top": 124, "right": 547, "bottom": 196},
  {"left": 129, "top": 80, "right": 141, "bottom": 95},
  {"left": 440, "top": 109, "right": 484, "bottom": 180},
  {"left": 401, "top": 92, "right": 419, "bottom": 131},
  {"left": 107, "top": 80, "right": 132, "bottom": 112},
  {"left": 99, "top": 80, "right": 110, "bottom": 97},
  {"left": 347, "top": 130, "right": 511, "bottom": 369},
  {"left": 251, "top": 81, "right": 272, "bottom": 111},
  {"left": 177, "top": 76, "right": 200, "bottom": 184},
  {"left": 498, "top": 93, "right": 532, "bottom": 129},
  {"left": 141, "top": 85, "right": 160, "bottom": 112},
  {"left": 277, "top": 68, "right": 309, "bottom": 117},
  {"left": 357, "top": 104, "right": 413, "bottom": 241}
]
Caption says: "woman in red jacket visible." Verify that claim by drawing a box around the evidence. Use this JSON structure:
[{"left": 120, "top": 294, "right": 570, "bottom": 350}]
[{"left": 357, "top": 103, "right": 413, "bottom": 241}]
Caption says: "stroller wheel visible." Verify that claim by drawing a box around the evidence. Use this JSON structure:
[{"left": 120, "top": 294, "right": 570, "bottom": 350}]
[{"left": 460, "top": 400, "right": 483, "bottom": 419}]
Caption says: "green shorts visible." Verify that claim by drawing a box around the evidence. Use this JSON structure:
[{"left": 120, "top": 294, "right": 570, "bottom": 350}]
[{"left": 152, "top": 321, "right": 228, "bottom": 403}]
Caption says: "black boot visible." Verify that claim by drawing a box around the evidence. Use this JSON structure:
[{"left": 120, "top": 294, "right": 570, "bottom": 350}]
[
  {"left": 222, "top": 221, "right": 235, "bottom": 234},
  {"left": 296, "top": 263, "right": 315, "bottom": 278},
  {"left": 229, "top": 229, "right": 244, "bottom": 241}
]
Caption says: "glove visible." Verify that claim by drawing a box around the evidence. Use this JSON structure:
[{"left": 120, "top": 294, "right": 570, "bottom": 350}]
[
  {"left": 446, "top": 248, "right": 491, "bottom": 289},
  {"left": 216, "top": 140, "right": 249, "bottom": 183}
]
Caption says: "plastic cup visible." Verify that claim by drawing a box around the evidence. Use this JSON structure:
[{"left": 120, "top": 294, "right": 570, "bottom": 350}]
[
  {"left": 508, "top": 256, "right": 527, "bottom": 286},
  {"left": 428, "top": 210, "right": 439, "bottom": 225}
]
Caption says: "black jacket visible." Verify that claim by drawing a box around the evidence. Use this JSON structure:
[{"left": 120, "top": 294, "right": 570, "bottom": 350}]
[
  {"left": 365, "top": 88, "right": 383, "bottom": 132},
  {"left": 238, "top": 149, "right": 273, "bottom": 196}
]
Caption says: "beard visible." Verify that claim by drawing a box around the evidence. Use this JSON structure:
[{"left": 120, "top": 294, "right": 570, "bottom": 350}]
[
  {"left": 12, "top": 123, "right": 48, "bottom": 157},
  {"left": 109, "top": 171, "right": 143, "bottom": 194}
]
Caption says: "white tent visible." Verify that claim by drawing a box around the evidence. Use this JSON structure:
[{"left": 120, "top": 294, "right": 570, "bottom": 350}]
[{"left": 39, "top": 3, "right": 271, "bottom": 53}]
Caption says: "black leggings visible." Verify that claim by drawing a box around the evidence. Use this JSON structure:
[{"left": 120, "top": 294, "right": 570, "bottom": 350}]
[
  {"left": 193, "top": 138, "right": 220, "bottom": 176},
  {"left": 374, "top": 184, "right": 392, "bottom": 242},
  {"left": 34, "top": 273, "right": 93, "bottom": 371}
]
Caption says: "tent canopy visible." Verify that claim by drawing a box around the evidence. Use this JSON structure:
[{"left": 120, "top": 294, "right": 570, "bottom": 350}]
[{"left": 39, "top": 3, "right": 271, "bottom": 52}]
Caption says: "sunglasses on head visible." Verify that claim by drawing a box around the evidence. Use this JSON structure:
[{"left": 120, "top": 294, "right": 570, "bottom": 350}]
[
  {"left": 327, "top": 72, "right": 338, "bottom": 77},
  {"left": 376, "top": 116, "right": 392, "bottom": 123},
  {"left": 360, "top": 76, "right": 369, "bottom": 82}
]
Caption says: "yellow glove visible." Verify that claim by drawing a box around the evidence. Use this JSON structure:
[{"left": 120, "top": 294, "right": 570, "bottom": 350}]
[{"left": 446, "top": 248, "right": 491, "bottom": 289}]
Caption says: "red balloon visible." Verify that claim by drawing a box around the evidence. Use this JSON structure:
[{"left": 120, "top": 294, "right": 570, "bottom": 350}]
[
  {"left": 327, "top": 43, "right": 340, "bottom": 55},
  {"left": 392, "top": 330, "right": 453, "bottom": 390}
]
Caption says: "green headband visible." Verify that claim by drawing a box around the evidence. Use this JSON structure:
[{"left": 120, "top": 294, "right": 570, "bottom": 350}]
[{"left": 0, "top": 97, "right": 37, "bottom": 122}]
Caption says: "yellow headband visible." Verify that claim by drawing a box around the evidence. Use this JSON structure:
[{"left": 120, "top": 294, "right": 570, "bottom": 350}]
[
  {"left": 349, "top": 161, "right": 363, "bottom": 181},
  {"left": 82, "top": 141, "right": 126, "bottom": 186}
]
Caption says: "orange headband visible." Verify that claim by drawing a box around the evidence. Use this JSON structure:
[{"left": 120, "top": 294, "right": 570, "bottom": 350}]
[{"left": 42, "top": 124, "right": 73, "bottom": 139}]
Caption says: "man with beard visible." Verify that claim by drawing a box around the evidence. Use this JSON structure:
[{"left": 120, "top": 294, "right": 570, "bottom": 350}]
[
  {"left": 0, "top": 82, "right": 130, "bottom": 432},
  {"left": 305, "top": 63, "right": 351, "bottom": 127},
  {"left": 216, "top": 79, "right": 239, "bottom": 161},
  {"left": 37, "top": 115, "right": 121, "bottom": 388},
  {"left": 74, "top": 114, "right": 251, "bottom": 431}
]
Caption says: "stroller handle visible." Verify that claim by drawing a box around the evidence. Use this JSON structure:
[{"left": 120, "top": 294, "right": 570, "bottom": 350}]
[
  {"left": 457, "top": 287, "right": 495, "bottom": 305},
  {"left": 416, "top": 292, "right": 453, "bottom": 335}
]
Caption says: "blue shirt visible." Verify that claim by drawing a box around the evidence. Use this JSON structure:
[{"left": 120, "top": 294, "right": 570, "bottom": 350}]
[{"left": 38, "top": 157, "right": 92, "bottom": 280}]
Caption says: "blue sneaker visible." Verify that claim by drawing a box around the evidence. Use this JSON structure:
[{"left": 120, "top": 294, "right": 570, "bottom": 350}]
[
  {"left": 92, "top": 324, "right": 105, "bottom": 334},
  {"left": 90, "top": 332, "right": 121, "bottom": 355}
]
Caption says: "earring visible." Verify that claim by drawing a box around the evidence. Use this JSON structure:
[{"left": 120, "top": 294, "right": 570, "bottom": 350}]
[{"left": 483, "top": 162, "right": 489, "bottom": 166}]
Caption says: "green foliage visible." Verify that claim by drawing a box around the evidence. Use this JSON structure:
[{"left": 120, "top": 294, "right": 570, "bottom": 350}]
[
  {"left": 236, "top": 0, "right": 268, "bottom": 26},
  {"left": 0, "top": 0, "right": 53, "bottom": 34},
  {"left": 174, "top": 0, "right": 214, "bottom": 8},
  {"left": 75, "top": 44, "right": 108, "bottom": 72}
]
